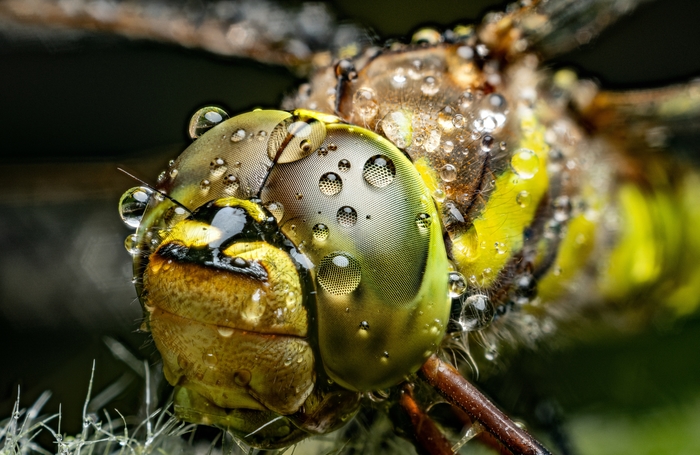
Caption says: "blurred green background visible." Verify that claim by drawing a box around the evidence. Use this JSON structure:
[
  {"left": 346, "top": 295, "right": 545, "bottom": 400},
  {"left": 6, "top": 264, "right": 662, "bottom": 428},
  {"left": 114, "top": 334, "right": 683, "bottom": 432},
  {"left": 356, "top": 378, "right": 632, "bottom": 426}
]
[{"left": 1, "top": 0, "right": 699, "bottom": 453}]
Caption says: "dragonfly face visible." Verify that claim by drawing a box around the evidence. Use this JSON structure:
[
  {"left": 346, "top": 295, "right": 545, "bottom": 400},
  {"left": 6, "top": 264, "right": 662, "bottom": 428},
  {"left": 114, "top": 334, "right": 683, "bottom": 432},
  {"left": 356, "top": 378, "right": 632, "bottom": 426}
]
[{"left": 1, "top": 0, "right": 700, "bottom": 452}]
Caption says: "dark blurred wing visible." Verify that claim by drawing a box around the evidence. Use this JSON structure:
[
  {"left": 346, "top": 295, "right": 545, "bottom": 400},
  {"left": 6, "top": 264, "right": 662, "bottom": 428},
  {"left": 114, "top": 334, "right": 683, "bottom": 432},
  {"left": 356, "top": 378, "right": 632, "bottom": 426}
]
[
  {"left": 478, "top": 0, "right": 655, "bottom": 59},
  {"left": 582, "top": 80, "right": 700, "bottom": 161},
  {"left": 0, "top": 0, "right": 368, "bottom": 72}
]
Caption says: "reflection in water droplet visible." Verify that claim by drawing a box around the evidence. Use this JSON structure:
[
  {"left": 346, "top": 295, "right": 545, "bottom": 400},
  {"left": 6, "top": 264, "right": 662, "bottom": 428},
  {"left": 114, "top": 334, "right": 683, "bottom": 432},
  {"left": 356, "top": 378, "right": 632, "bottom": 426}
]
[
  {"left": 188, "top": 106, "right": 229, "bottom": 139},
  {"left": 338, "top": 159, "right": 351, "bottom": 172},
  {"left": 317, "top": 252, "right": 362, "bottom": 295},
  {"left": 440, "top": 164, "right": 457, "bottom": 182},
  {"left": 210, "top": 157, "right": 227, "bottom": 177},
  {"left": 415, "top": 213, "right": 432, "bottom": 230},
  {"left": 264, "top": 201, "right": 284, "bottom": 221},
  {"left": 217, "top": 326, "right": 234, "bottom": 337},
  {"left": 510, "top": 149, "right": 539, "bottom": 179},
  {"left": 516, "top": 190, "right": 531, "bottom": 208},
  {"left": 223, "top": 174, "right": 239, "bottom": 194},
  {"left": 362, "top": 155, "right": 396, "bottom": 188},
  {"left": 119, "top": 186, "right": 154, "bottom": 229},
  {"left": 230, "top": 128, "right": 246, "bottom": 142},
  {"left": 336, "top": 206, "right": 358, "bottom": 227},
  {"left": 319, "top": 172, "right": 343, "bottom": 196},
  {"left": 448, "top": 272, "right": 467, "bottom": 298},
  {"left": 312, "top": 223, "right": 330, "bottom": 241},
  {"left": 459, "top": 294, "right": 495, "bottom": 331}
]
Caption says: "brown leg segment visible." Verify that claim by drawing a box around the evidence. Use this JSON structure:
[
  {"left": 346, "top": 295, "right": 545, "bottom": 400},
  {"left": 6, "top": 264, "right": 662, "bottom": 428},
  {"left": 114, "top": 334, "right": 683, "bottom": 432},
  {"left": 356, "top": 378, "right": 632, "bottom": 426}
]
[
  {"left": 420, "top": 355, "right": 552, "bottom": 455},
  {"left": 398, "top": 384, "right": 454, "bottom": 455}
]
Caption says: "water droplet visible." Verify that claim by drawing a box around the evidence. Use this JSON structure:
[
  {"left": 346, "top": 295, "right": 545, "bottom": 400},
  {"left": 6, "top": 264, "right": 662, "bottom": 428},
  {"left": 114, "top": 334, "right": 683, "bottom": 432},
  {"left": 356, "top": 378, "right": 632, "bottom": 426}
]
[
  {"left": 202, "top": 352, "right": 218, "bottom": 368},
  {"left": 494, "top": 242, "right": 507, "bottom": 255},
  {"left": 482, "top": 116, "right": 497, "bottom": 131},
  {"left": 457, "top": 45, "right": 474, "bottom": 60},
  {"left": 458, "top": 90, "right": 474, "bottom": 111},
  {"left": 362, "top": 155, "right": 396, "bottom": 188},
  {"left": 510, "top": 149, "right": 539, "bottom": 179},
  {"left": 217, "top": 326, "right": 234, "bottom": 337},
  {"left": 359, "top": 321, "right": 370, "bottom": 330},
  {"left": 336, "top": 206, "right": 358, "bottom": 227},
  {"left": 485, "top": 346, "right": 498, "bottom": 361},
  {"left": 119, "top": 186, "right": 154, "bottom": 229},
  {"left": 391, "top": 69, "right": 407, "bottom": 88},
  {"left": 459, "top": 294, "right": 495, "bottom": 331},
  {"left": 553, "top": 196, "right": 572, "bottom": 222},
  {"left": 412, "top": 27, "right": 442, "bottom": 45},
  {"left": 188, "top": 107, "right": 229, "bottom": 139},
  {"left": 442, "top": 140, "right": 455, "bottom": 153},
  {"left": 319, "top": 172, "right": 343, "bottom": 196},
  {"left": 421, "top": 76, "right": 439, "bottom": 95},
  {"left": 452, "top": 114, "right": 466, "bottom": 128},
  {"left": 481, "top": 135, "right": 494, "bottom": 153},
  {"left": 233, "top": 369, "right": 252, "bottom": 386},
  {"left": 448, "top": 272, "right": 467, "bottom": 298},
  {"left": 264, "top": 201, "right": 284, "bottom": 221},
  {"left": 210, "top": 157, "right": 227, "bottom": 177},
  {"left": 223, "top": 174, "right": 239, "bottom": 194},
  {"left": 256, "top": 130, "right": 268, "bottom": 141},
  {"left": 338, "top": 159, "right": 351, "bottom": 172},
  {"left": 353, "top": 87, "right": 379, "bottom": 120},
  {"left": 500, "top": 141, "right": 507, "bottom": 151},
  {"left": 438, "top": 106, "right": 455, "bottom": 131},
  {"left": 423, "top": 128, "right": 441, "bottom": 153},
  {"left": 312, "top": 223, "right": 330, "bottom": 241},
  {"left": 317, "top": 252, "right": 362, "bottom": 295},
  {"left": 230, "top": 128, "right": 246, "bottom": 142},
  {"left": 476, "top": 43, "right": 489, "bottom": 57},
  {"left": 199, "top": 179, "right": 211, "bottom": 193},
  {"left": 415, "top": 213, "right": 432, "bottom": 230},
  {"left": 124, "top": 234, "right": 140, "bottom": 255},
  {"left": 516, "top": 190, "right": 531, "bottom": 208},
  {"left": 440, "top": 164, "right": 457, "bottom": 182},
  {"left": 433, "top": 188, "right": 446, "bottom": 203}
]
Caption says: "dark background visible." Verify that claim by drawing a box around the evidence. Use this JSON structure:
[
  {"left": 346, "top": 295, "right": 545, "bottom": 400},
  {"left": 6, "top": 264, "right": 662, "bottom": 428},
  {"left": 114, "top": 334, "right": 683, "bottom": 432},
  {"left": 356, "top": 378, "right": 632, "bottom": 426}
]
[{"left": 1, "top": 0, "right": 700, "bottom": 453}]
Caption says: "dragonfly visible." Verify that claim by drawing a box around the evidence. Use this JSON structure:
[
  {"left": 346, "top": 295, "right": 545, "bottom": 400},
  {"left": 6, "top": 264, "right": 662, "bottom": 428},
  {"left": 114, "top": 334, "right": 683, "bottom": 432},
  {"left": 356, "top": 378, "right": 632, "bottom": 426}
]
[{"left": 1, "top": 0, "right": 700, "bottom": 455}]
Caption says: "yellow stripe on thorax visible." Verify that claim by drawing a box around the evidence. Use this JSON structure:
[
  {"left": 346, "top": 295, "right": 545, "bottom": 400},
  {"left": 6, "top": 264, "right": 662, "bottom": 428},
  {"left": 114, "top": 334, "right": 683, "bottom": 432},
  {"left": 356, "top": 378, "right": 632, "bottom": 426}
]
[{"left": 452, "top": 114, "right": 549, "bottom": 287}]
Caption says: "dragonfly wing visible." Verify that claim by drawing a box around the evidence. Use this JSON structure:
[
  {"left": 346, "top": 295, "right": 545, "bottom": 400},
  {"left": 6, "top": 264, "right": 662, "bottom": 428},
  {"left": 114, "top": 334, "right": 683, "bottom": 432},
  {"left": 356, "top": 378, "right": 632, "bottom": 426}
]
[{"left": 0, "top": 0, "right": 368, "bottom": 73}]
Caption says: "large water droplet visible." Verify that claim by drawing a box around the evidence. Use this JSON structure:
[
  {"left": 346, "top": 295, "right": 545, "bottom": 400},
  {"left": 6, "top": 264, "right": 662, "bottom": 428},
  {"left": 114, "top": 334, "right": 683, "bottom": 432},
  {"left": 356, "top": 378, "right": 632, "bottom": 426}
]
[
  {"left": 440, "top": 164, "right": 457, "bottom": 182},
  {"left": 119, "top": 186, "right": 154, "bottom": 229},
  {"left": 312, "top": 223, "right": 330, "bottom": 241},
  {"left": 319, "top": 172, "right": 343, "bottom": 196},
  {"left": 336, "top": 206, "right": 358, "bottom": 227},
  {"left": 317, "top": 252, "right": 362, "bottom": 295},
  {"left": 459, "top": 294, "right": 495, "bottom": 331},
  {"left": 362, "top": 155, "right": 396, "bottom": 188},
  {"left": 188, "top": 106, "right": 229, "bottom": 139},
  {"left": 353, "top": 87, "right": 379, "bottom": 120},
  {"left": 510, "top": 149, "right": 539, "bottom": 179}
]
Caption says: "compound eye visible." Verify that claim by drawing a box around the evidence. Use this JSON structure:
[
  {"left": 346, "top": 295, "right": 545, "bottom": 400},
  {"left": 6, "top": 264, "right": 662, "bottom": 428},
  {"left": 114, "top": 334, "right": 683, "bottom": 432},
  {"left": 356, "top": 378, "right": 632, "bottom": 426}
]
[{"left": 267, "top": 116, "right": 327, "bottom": 163}]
